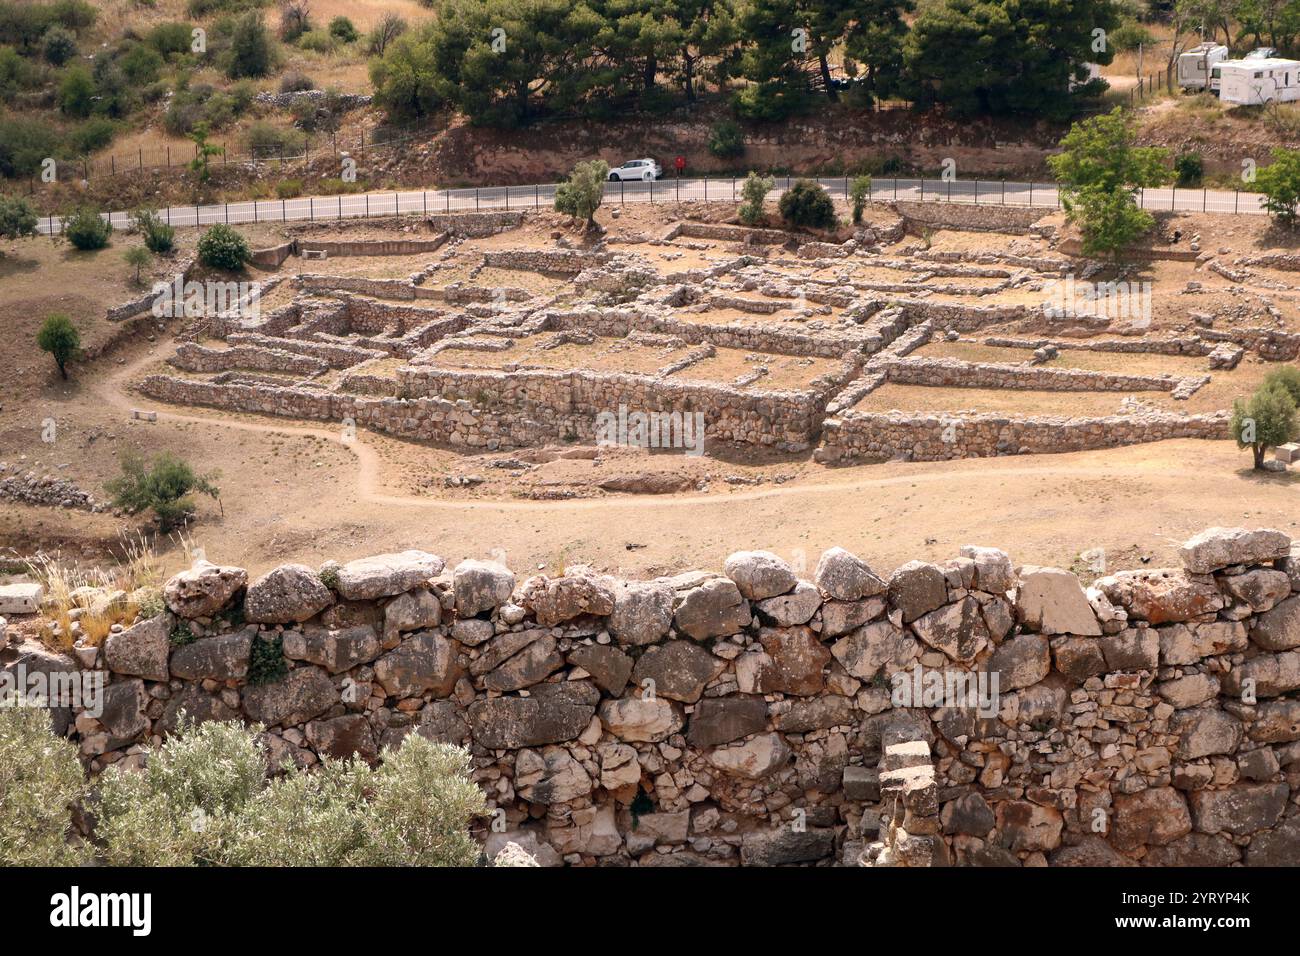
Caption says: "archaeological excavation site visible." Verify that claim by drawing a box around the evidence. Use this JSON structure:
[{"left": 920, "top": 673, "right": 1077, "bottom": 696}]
[{"left": 2, "top": 192, "right": 1298, "bottom": 895}]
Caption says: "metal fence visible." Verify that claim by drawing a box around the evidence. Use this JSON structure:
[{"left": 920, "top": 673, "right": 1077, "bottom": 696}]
[{"left": 36, "top": 176, "right": 1270, "bottom": 235}]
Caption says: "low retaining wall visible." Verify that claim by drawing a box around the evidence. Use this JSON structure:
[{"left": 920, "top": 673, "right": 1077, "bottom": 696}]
[
  {"left": 894, "top": 201, "right": 1047, "bottom": 234},
  {"left": 21, "top": 524, "right": 1299, "bottom": 866},
  {"left": 881, "top": 356, "right": 1189, "bottom": 393},
  {"left": 818, "top": 408, "right": 1231, "bottom": 463}
]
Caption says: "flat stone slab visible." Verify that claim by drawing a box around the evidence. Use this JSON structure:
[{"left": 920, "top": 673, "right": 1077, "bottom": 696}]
[{"left": 0, "top": 583, "right": 44, "bottom": 615}]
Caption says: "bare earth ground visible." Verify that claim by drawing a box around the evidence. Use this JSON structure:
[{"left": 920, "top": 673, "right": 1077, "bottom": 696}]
[{"left": 1, "top": 204, "right": 1297, "bottom": 582}]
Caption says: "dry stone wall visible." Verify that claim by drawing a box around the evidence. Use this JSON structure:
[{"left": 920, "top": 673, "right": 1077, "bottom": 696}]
[{"left": 16, "top": 526, "right": 1298, "bottom": 867}]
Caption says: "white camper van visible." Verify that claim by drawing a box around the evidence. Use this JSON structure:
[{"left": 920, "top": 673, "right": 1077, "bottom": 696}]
[
  {"left": 1177, "top": 42, "right": 1228, "bottom": 90},
  {"left": 1217, "top": 57, "right": 1300, "bottom": 105}
]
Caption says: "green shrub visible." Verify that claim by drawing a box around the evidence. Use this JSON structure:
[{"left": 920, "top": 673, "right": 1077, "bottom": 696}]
[
  {"left": 124, "top": 244, "right": 152, "bottom": 283},
  {"left": 275, "top": 178, "right": 302, "bottom": 199},
  {"left": 0, "top": 194, "right": 39, "bottom": 243},
  {"left": 120, "top": 42, "right": 164, "bottom": 84},
  {"left": 279, "top": 69, "right": 314, "bottom": 93},
  {"left": 197, "top": 222, "right": 249, "bottom": 270},
  {"left": 57, "top": 63, "right": 94, "bottom": 116},
  {"left": 36, "top": 312, "right": 81, "bottom": 379},
  {"left": 1233, "top": 381, "right": 1298, "bottom": 469},
  {"left": 317, "top": 177, "right": 362, "bottom": 195},
  {"left": 1174, "top": 151, "right": 1203, "bottom": 188},
  {"left": 296, "top": 28, "right": 334, "bottom": 53},
  {"left": 147, "top": 21, "right": 194, "bottom": 58},
  {"left": 105, "top": 449, "right": 221, "bottom": 530},
  {"left": 223, "top": 10, "right": 273, "bottom": 79},
  {"left": 707, "top": 119, "right": 745, "bottom": 159},
  {"left": 94, "top": 719, "right": 486, "bottom": 866},
  {"left": 186, "top": 0, "right": 265, "bottom": 15},
  {"left": 247, "top": 634, "right": 287, "bottom": 685},
  {"left": 738, "top": 171, "right": 774, "bottom": 225},
  {"left": 849, "top": 175, "right": 872, "bottom": 224},
  {"left": 63, "top": 206, "right": 112, "bottom": 250},
  {"left": 0, "top": 116, "right": 60, "bottom": 177},
  {"left": 41, "top": 23, "right": 75, "bottom": 63},
  {"left": 554, "top": 160, "right": 608, "bottom": 225},
  {"left": 328, "top": 15, "right": 357, "bottom": 43},
  {"left": 169, "top": 620, "right": 195, "bottom": 646},
  {"left": 779, "top": 178, "right": 837, "bottom": 230},
  {"left": 0, "top": 707, "right": 87, "bottom": 866},
  {"left": 67, "top": 116, "right": 115, "bottom": 155},
  {"left": 246, "top": 120, "right": 304, "bottom": 158},
  {"left": 1263, "top": 364, "right": 1300, "bottom": 405}
]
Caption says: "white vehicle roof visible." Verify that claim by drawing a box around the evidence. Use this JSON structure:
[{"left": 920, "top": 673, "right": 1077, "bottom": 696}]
[
  {"left": 1182, "top": 43, "right": 1226, "bottom": 55},
  {"left": 1218, "top": 57, "right": 1300, "bottom": 71}
]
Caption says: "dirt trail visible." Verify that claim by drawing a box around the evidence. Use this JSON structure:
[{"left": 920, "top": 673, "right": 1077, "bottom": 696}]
[{"left": 92, "top": 341, "right": 1299, "bottom": 581}]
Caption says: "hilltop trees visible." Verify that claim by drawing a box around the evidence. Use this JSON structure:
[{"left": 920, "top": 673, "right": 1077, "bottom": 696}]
[
  {"left": 904, "top": 0, "right": 1118, "bottom": 119},
  {"left": 1049, "top": 107, "right": 1170, "bottom": 258}
]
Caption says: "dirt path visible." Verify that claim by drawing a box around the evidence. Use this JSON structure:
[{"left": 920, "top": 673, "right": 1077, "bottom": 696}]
[{"left": 88, "top": 343, "right": 1298, "bottom": 581}]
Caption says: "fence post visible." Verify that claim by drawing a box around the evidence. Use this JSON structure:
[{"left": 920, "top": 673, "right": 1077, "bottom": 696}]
[
  {"left": 622, "top": 179, "right": 625, "bottom": 205},
  {"left": 505, "top": 187, "right": 509, "bottom": 211},
  {"left": 310, "top": 197, "right": 314, "bottom": 221},
  {"left": 423, "top": 191, "right": 427, "bottom": 215},
  {"left": 139, "top": 148, "right": 143, "bottom": 169},
  {"left": 167, "top": 146, "right": 170, "bottom": 167},
  {"left": 1235, "top": 190, "right": 1239, "bottom": 214},
  {"left": 1001, "top": 179, "right": 1005, "bottom": 204},
  {"left": 893, "top": 178, "right": 897, "bottom": 201},
  {"left": 1203, "top": 188, "right": 1207, "bottom": 213},
  {"left": 535, "top": 184, "right": 539, "bottom": 209},
  {"left": 394, "top": 191, "right": 399, "bottom": 216},
  {"left": 1171, "top": 186, "right": 1176, "bottom": 211},
  {"left": 447, "top": 190, "right": 450, "bottom": 213},
  {"left": 704, "top": 175, "right": 708, "bottom": 201},
  {"left": 974, "top": 180, "right": 978, "bottom": 204},
  {"left": 366, "top": 193, "right": 370, "bottom": 217},
  {"left": 281, "top": 199, "right": 286, "bottom": 222},
  {"left": 476, "top": 188, "right": 480, "bottom": 211},
  {"left": 225, "top": 203, "right": 229, "bottom": 224},
  {"left": 1029, "top": 182, "right": 1033, "bottom": 206},
  {"left": 921, "top": 179, "right": 924, "bottom": 202}
]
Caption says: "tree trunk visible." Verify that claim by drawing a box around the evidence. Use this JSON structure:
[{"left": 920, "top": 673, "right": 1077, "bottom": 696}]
[
  {"left": 819, "top": 52, "right": 837, "bottom": 102},
  {"left": 644, "top": 55, "right": 656, "bottom": 92},
  {"left": 1254, "top": 444, "right": 1266, "bottom": 469},
  {"left": 683, "top": 51, "right": 695, "bottom": 101},
  {"left": 58, "top": 360, "right": 67, "bottom": 380}
]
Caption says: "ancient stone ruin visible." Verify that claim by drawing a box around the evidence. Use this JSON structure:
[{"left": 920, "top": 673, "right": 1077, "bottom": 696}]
[{"left": 7, "top": 525, "right": 1298, "bottom": 866}]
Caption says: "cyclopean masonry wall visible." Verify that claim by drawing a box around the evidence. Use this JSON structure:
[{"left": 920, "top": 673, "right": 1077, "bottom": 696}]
[
  {"left": 12, "top": 525, "right": 1298, "bottom": 867},
  {"left": 817, "top": 408, "right": 1232, "bottom": 463}
]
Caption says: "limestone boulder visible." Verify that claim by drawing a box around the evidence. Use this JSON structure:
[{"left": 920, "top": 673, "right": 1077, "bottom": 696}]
[
  {"left": 830, "top": 620, "right": 919, "bottom": 681},
  {"left": 814, "top": 547, "right": 885, "bottom": 601},
  {"left": 467, "top": 695, "right": 595, "bottom": 750},
  {"left": 169, "top": 629, "right": 254, "bottom": 681},
  {"left": 242, "top": 665, "right": 339, "bottom": 727},
  {"left": 1096, "top": 569, "right": 1224, "bottom": 625},
  {"left": 103, "top": 613, "right": 171, "bottom": 682},
  {"left": 1251, "top": 595, "right": 1300, "bottom": 651},
  {"left": 630, "top": 640, "right": 718, "bottom": 703},
  {"left": 988, "top": 633, "right": 1050, "bottom": 691},
  {"left": 959, "top": 545, "right": 1015, "bottom": 594},
  {"left": 707, "top": 732, "right": 792, "bottom": 779},
  {"left": 608, "top": 580, "right": 675, "bottom": 645},
  {"left": 596, "top": 695, "right": 681, "bottom": 743},
  {"left": 566, "top": 643, "right": 633, "bottom": 696},
  {"left": 911, "top": 596, "right": 990, "bottom": 663},
  {"left": 755, "top": 581, "right": 821, "bottom": 626},
  {"left": 283, "top": 625, "right": 380, "bottom": 674},
  {"left": 672, "top": 577, "right": 751, "bottom": 639},
  {"left": 519, "top": 567, "right": 615, "bottom": 626},
  {"left": 1179, "top": 527, "right": 1290, "bottom": 574},
  {"left": 688, "top": 697, "right": 769, "bottom": 746},
  {"left": 334, "top": 550, "right": 443, "bottom": 601},
  {"left": 244, "top": 564, "right": 333, "bottom": 624},
  {"left": 1170, "top": 706, "right": 1243, "bottom": 759},
  {"left": 453, "top": 559, "right": 515, "bottom": 617},
  {"left": 1221, "top": 569, "right": 1292, "bottom": 613},
  {"left": 1189, "top": 783, "right": 1290, "bottom": 835},
  {"left": 515, "top": 747, "right": 592, "bottom": 804},
  {"left": 163, "top": 561, "right": 247, "bottom": 618},
  {"left": 887, "top": 561, "right": 948, "bottom": 623},
  {"left": 1112, "top": 787, "right": 1192, "bottom": 850},
  {"left": 373, "top": 631, "right": 462, "bottom": 698},
  {"left": 756, "top": 626, "right": 831, "bottom": 696},
  {"left": 1016, "top": 566, "right": 1100, "bottom": 635},
  {"left": 306, "top": 714, "right": 378, "bottom": 763},
  {"left": 723, "top": 550, "right": 796, "bottom": 600}
]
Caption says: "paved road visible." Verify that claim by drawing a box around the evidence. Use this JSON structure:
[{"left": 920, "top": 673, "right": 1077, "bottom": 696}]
[{"left": 35, "top": 176, "right": 1270, "bottom": 235}]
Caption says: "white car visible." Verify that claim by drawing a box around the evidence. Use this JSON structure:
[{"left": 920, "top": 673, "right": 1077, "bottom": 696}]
[{"left": 608, "top": 158, "right": 662, "bottom": 182}]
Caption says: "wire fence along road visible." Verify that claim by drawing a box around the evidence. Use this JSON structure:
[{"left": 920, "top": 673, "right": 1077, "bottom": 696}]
[{"left": 34, "top": 176, "right": 1271, "bottom": 236}]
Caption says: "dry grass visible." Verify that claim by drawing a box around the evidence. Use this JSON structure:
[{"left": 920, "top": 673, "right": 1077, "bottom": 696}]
[{"left": 27, "top": 533, "right": 165, "bottom": 651}]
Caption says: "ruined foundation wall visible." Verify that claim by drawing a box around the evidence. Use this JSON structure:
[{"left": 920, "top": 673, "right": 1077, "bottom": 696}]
[{"left": 17, "top": 526, "right": 1298, "bottom": 867}]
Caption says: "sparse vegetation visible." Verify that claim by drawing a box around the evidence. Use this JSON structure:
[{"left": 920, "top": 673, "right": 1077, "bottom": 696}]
[
  {"left": 92, "top": 720, "right": 486, "bottom": 867},
  {"left": 554, "top": 160, "right": 608, "bottom": 226},
  {"left": 0, "top": 707, "right": 87, "bottom": 867},
  {"left": 739, "top": 171, "right": 774, "bottom": 225},
  {"left": 124, "top": 245, "right": 152, "bottom": 284},
  {"left": 0, "top": 194, "right": 38, "bottom": 249},
  {"left": 849, "top": 175, "right": 872, "bottom": 224},
  {"left": 105, "top": 449, "right": 222, "bottom": 531},
  {"left": 131, "top": 208, "right": 175, "bottom": 254},
  {"left": 197, "top": 223, "right": 250, "bottom": 270},
  {"left": 36, "top": 313, "right": 80, "bottom": 379},
  {"left": 1256, "top": 148, "right": 1300, "bottom": 226},
  {"left": 779, "top": 178, "right": 837, "bottom": 230},
  {"left": 62, "top": 206, "right": 112, "bottom": 250}
]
